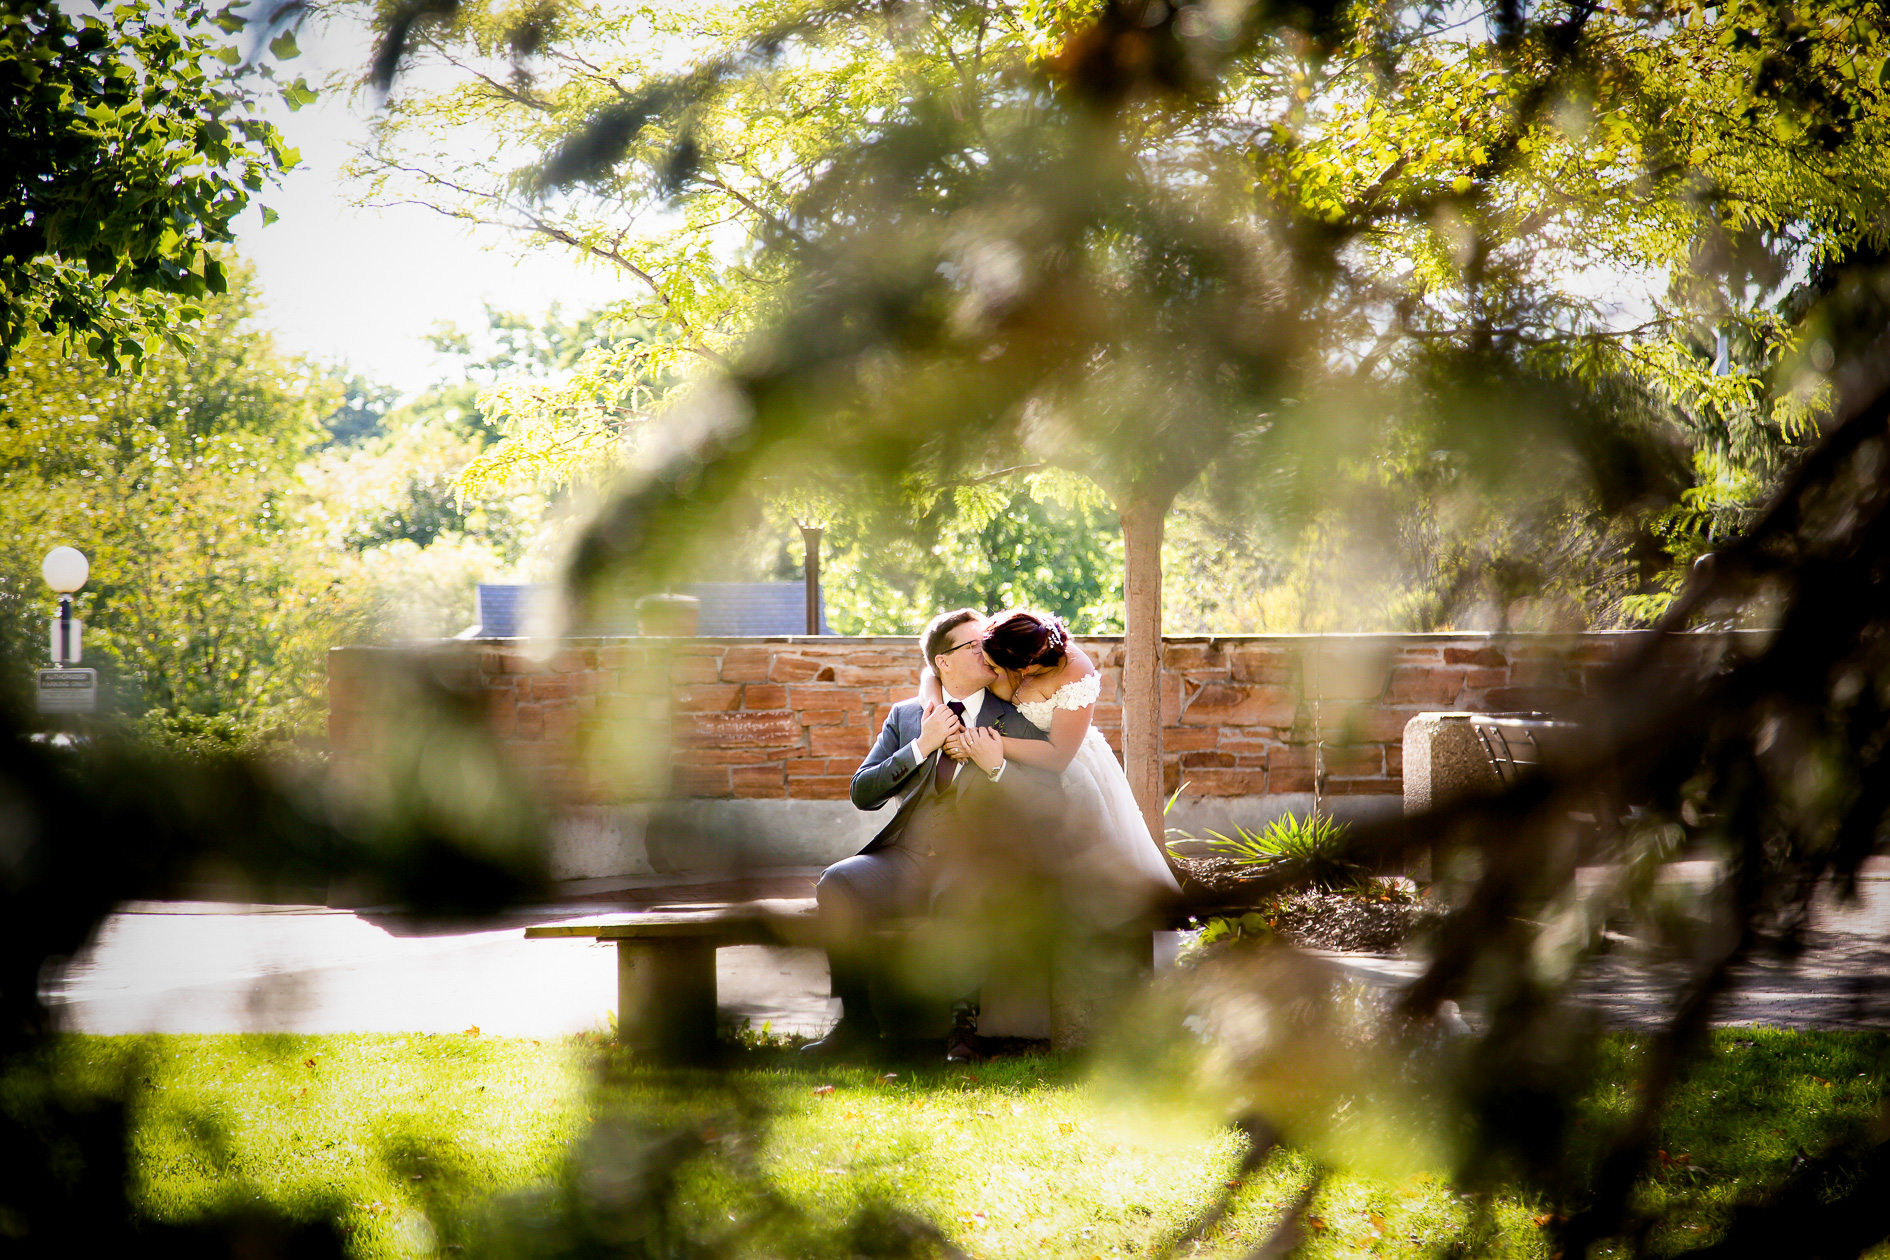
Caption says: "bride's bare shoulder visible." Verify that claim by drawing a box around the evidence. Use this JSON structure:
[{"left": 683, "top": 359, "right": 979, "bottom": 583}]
[{"left": 1041, "top": 650, "right": 1096, "bottom": 695}]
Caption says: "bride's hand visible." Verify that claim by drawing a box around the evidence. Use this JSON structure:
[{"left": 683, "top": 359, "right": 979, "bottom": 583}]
[
  {"left": 960, "top": 726, "right": 1004, "bottom": 772},
  {"left": 942, "top": 731, "right": 970, "bottom": 762}
]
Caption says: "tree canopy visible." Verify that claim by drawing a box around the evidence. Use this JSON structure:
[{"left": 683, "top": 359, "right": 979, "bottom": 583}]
[
  {"left": 353, "top": 0, "right": 1885, "bottom": 481},
  {"left": 334, "top": 0, "right": 1887, "bottom": 649},
  {"left": 0, "top": 0, "right": 310, "bottom": 375},
  {"left": 0, "top": 267, "right": 554, "bottom": 744}
]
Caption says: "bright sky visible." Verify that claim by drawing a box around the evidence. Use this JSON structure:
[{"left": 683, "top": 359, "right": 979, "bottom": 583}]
[{"left": 232, "top": 12, "right": 626, "bottom": 395}]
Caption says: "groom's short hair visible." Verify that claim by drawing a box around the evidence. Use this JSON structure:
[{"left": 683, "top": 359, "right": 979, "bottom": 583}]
[{"left": 922, "top": 608, "right": 984, "bottom": 671}]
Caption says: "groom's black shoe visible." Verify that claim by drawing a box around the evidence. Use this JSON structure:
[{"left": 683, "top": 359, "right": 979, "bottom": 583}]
[
  {"left": 801, "top": 1017, "right": 880, "bottom": 1062},
  {"left": 944, "top": 1003, "right": 982, "bottom": 1064}
]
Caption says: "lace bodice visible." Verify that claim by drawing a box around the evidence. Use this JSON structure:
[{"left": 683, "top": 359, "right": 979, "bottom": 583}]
[{"left": 1012, "top": 671, "right": 1103, "bottom": 731}]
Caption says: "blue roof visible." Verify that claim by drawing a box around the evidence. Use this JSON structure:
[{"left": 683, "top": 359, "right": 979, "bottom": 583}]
[
  {"left": 471, "top": 581, "right": 830, "bottom": 637},
  {"left": 681, "top": 583, "right": 830, "bottom": 636}
]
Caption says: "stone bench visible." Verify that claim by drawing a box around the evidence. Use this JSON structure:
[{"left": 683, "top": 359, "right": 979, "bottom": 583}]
[
  {"left": 526, "top": 899, "right": 822, "bottom": 1059},
  {"left": 528, "top": 899, "right": 1209, "bottom": 1059}
]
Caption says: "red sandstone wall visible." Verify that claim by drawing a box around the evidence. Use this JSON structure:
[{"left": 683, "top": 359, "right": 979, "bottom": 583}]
[{"left": 328, "top": 633, "right": 1691, "bottom": 807}]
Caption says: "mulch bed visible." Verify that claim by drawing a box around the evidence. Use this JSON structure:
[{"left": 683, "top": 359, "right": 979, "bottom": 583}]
[{"left": 1171, "top": 855, "right": 1442, "bottom": 954}]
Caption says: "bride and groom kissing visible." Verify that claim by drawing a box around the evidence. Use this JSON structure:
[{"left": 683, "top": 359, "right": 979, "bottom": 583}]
[{"left": 805, "top": 606, "right": 1182, "bottom": 1062}]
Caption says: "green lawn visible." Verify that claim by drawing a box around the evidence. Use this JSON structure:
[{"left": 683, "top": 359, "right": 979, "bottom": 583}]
[{"left": 38, "top": 1028, "right": 1889, "bottom": 1259}]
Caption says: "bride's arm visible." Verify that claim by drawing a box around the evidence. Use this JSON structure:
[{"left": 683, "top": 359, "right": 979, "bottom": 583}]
[
  {"left": 917, "top": 666, "right": 942, "bottom": 711},
  {"left": 999, "top": 705, "right": 1091, "bottom": 774}
]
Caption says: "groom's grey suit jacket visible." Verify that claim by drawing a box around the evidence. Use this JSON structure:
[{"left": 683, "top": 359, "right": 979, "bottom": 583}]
[{"left": 849, "top": 693, "right": 1054, "bottom": 856}]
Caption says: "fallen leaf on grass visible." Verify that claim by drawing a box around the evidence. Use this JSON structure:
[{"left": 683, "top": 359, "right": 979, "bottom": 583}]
[
  {"left": 1369, "top": 1213, "right": 1388, "bottom": 1237},
  {"left": 1812, "top": 1076, "right": 1831, "bottom": 1087},
  {"left": 1306, "top": 1217, "right": 1327, "bottom": 1235},
  {"left": 1059, "top": 1122, "right": 1076, "bottom": 1136},
  {"left": 813, "top": 1084, "right": 836, "bottom": 1096},
  {"left": 304, "top": 1057, "right": 319, "bottom": 1068},
  {"left": 463, "top": 1026, "right": 481, "bottom": 1036}
]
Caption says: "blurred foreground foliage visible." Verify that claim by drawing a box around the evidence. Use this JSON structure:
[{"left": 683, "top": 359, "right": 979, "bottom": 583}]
[{"left": 6, "top": 0, "right": 1890, "bottom": 1258}]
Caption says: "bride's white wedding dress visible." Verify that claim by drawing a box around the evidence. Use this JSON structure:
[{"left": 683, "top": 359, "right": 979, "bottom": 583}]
[
  {"left": 977, "top": 673, "right": 1181, "bottom": 1040},
  {"left": 1011, "top": 672, "right": 1183, "bottom": 898}
]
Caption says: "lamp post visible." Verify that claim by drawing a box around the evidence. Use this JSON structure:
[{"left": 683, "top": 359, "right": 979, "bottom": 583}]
[
  {"left": 797, "top": 523, "right": 825, "bottom": 635},
  {"left": 42, "top": 546, "right": 88, "bottom": 664},
  {"left": 37, "top": 547, "right": 97, "bottom": 716}
]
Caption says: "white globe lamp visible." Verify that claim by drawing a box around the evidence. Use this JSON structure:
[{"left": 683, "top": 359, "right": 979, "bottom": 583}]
[
  {"left": 42, "top": 547, "right": 89, "bottom": 667},
  {"left": 42, "top": 546, "right": 89, "bottom": 594}
]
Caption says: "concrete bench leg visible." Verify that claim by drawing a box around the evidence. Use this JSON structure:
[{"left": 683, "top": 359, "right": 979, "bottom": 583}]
[{"left": 616, "top": 939, "right": 716, "bottom": 1060}]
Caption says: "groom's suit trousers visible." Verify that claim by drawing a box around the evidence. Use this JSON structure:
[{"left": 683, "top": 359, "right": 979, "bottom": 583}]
[{"left": 817, "top": 771, "right": 979, "bottom": 1023}]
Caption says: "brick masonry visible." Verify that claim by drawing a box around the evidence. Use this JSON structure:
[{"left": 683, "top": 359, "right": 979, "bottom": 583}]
[{"left": 327, "top": 632, "right": 1725, "bottom": 809}]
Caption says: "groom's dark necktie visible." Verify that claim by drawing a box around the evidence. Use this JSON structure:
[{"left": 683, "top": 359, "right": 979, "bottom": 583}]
[{"left": 934, "top": 700, "right": 967, "bottom": 793}]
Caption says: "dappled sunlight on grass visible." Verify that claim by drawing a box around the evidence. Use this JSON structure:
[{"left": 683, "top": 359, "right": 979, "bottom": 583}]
[
  {"left": 58, "top": 1032, "right": 591, "bottom": 1256},
  {"left": 41, "top": 1028, "right": 1888, "bottom": 1259}
]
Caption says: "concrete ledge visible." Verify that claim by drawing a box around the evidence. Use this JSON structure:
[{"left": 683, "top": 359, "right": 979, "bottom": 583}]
[
  {"left": 551, "top": 794, "right": 1405, "bottom": 879},
  {"left": 550, "top": 800, "right": 880, "bottom": 881}
]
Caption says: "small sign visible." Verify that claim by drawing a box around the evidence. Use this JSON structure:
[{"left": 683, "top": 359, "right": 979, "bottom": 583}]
[
  {"left": 37, "top": 668, "right": 97, "bottom": 715},
  {"left": 672, "top": 710, "right": 803, "bottom": 748}
]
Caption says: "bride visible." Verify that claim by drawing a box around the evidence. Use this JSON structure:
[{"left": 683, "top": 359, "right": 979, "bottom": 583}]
[{"left": 921, "top": 608, "right": 1182, "bottom": 901}]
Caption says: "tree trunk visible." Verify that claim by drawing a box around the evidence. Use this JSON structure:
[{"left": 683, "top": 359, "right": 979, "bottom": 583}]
[{"left": 1118, "top": 492, "right": 1168, "bottom": 848}]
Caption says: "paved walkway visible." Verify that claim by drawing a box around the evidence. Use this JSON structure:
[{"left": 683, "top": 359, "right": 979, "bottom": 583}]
[
  {"left": 45, "top": 865, "right": 1890, "bottom": 1038},
  {"left": 49, "top": 902, "right": 841, "bottom": 1037}
]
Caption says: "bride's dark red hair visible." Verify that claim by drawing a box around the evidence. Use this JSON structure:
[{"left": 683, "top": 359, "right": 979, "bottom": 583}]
[{"left": 982, "top": 609, "right": 1069, "bottom": 672}]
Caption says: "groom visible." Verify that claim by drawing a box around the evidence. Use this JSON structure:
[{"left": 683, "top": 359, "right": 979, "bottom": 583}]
[{"left": 803, "top": 607, "right": 1058, "bottom": 1060}]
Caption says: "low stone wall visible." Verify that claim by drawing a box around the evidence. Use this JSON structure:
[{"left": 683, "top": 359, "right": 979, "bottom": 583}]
[{"left": 327, "top": 631, "right": 1718, "bottom": 879}]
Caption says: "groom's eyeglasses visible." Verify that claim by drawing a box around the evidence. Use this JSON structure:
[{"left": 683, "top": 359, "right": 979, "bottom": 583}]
[{"left": 939, "top": 638, "right": 984, "bottom": 658}]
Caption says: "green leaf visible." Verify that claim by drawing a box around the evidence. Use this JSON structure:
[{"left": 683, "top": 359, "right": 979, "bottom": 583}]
[
  {"left": 260, "top": 206, "right": 278, "bottom": 226},
  {"left": 281, "top": 78, "right": 317, "bottom": 112},
  {"left": 212, "top": 45, "right": 240, "bottom": 65},
  {"left": 268, "top": 29, "right": 300, "bottom": 60}
]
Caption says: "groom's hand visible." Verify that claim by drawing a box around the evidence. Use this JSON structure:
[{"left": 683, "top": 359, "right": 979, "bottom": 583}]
[{"left": 917, "top": 701, "right": 962, "bottom": 755}]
